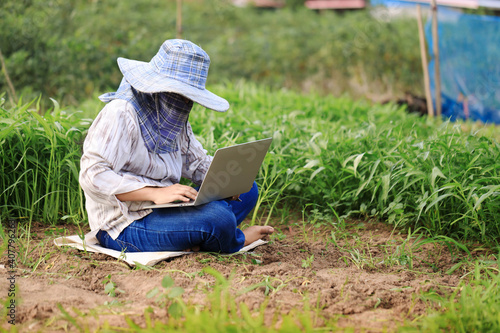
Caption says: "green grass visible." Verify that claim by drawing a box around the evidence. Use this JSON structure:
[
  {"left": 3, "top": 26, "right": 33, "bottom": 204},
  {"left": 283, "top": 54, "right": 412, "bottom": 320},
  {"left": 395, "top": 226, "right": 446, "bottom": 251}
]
[
  {"left": 0, "top": 96, "right": 85, "bottom": 225},
  {"left": 4, "top": 232, "right": 498, "bottom": 332},
  {"left": 402, "top": 261, "right": 500, "bottom": 333},
  {"left": 188, "top": 82, "right": 500, "bottom": 246},
  {"left": 1, "top": 85, "right": 499, "bottom": 333},
  {"left": 0, "top": 268, "right": 339, "bottom": 332},
  {"left": 2, "top": 82, "right": 500, "bottom": 247},
  {"left": 2, "top": 206, "right": 499, "bottom": 332}
]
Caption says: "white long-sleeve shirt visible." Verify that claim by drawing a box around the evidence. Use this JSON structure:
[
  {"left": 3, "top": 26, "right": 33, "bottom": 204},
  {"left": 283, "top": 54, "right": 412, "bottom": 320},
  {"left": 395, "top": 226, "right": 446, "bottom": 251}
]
[{"left": 79, "top": 99, "right": 212, "bottom": 240}]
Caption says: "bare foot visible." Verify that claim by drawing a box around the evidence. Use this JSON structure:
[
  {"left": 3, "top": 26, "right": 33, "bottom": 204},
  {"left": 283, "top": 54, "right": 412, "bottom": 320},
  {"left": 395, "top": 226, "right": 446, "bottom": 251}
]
[
  {"left": 183, "top": 245, "right": 200, "bottom": 252},
  {"left": 242, "top": 226, "right": 274, "bottom": 246}
]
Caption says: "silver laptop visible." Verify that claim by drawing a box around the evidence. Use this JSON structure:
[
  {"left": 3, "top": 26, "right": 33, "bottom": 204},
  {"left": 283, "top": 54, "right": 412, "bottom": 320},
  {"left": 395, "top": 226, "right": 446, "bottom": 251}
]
[{"left": 144, "top": 137, "right": 273, "bottom": 209}]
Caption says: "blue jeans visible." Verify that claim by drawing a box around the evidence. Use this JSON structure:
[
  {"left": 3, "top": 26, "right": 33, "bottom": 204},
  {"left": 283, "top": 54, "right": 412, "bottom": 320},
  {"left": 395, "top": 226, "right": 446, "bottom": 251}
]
[{"left": 96, "top": 182, "right": 258, "bottom": 253}]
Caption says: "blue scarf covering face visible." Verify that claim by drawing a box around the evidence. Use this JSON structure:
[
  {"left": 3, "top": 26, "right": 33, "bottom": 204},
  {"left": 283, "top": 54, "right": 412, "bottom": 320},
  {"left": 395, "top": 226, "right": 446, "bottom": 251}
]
[{"left": 99, "top": 78, "right": 193, "bottom": 154}]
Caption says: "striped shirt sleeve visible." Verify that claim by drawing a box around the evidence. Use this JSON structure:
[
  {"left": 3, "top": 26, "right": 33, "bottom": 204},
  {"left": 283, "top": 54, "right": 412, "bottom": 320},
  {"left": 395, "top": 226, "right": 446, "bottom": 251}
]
[
  {"left": 181, "top": 122, "right": 213, "bottom": 185},
  {"left": 79, "top": 104, "right": 148, "bottom": 204}
]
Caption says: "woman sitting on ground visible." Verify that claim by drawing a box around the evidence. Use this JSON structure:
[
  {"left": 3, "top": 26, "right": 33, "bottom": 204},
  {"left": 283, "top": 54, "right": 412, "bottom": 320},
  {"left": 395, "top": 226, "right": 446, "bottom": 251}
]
[{"left": 79, "top": 39, "right": 274, "bottom": 253}]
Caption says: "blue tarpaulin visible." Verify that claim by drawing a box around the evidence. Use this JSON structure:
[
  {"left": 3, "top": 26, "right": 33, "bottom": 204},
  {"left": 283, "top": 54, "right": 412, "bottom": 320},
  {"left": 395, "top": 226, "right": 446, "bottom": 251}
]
[{"left": 371, "top": 1, "right": 500, "bottom": 124}]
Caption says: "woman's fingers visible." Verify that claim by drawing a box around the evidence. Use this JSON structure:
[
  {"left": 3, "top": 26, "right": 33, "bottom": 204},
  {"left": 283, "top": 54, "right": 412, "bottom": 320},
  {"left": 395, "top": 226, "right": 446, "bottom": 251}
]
[
  {"left": 173, "top": 184, "right": 198, "bottom": 200},
  {"left": 153, "top": 184, "right": 198, "bottom": 204}
]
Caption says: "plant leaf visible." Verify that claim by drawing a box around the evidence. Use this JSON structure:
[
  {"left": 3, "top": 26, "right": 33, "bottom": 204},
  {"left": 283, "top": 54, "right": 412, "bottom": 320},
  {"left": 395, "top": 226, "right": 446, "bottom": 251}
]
[
  {"left": 162, "top": 275, "right": 174, "bottom": 289},
  {"left": 168, "top": 286, "right": 185, "bottom": 298}
]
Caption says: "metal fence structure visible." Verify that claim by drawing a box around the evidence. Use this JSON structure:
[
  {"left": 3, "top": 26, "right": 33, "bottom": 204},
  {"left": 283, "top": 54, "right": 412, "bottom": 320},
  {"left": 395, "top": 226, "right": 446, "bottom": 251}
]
[{"left": 372, "top": 0, "right": 500, "bottom": 124}]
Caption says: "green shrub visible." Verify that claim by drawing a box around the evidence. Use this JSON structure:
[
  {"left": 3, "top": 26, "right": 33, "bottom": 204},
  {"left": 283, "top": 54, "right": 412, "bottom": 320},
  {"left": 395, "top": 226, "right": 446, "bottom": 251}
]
[
  {"left": 0, "top": 0, "right": 421, "bottom": 105},
  {"left": 188, "top": 82, "right": 500, "bottom": 246},
  {"left": 0, "top": 96, "right": 86, "bottom": 224},
  {"left": 2, "top": 82, "right": 499, "bottom": 246}
]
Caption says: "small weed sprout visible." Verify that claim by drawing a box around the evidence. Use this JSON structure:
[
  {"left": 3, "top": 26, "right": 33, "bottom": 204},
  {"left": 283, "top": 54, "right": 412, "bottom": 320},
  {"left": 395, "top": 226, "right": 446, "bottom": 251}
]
[
  {"left": 146, "top": 275, "right": 185, "bottom": 318},
  {"left": 251, "top": 258, "right": 263, "bottom": 265},
  {"left": 102, "top": 274, "right": 124, "bottom": 297},
  {"left": 270, "top": 230, "right": 286, "bottom": 242},
  {"left": 302, "top": 254, "right": 314, "bottom": 268},
  {"left": 239, "top": 275, "right": 302, "bottom": 296}
]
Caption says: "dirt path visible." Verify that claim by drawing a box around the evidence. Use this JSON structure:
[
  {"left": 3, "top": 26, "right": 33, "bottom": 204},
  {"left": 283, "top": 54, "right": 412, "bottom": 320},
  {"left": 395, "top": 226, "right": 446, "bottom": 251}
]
[{"left": 1, "top": 219, "right": 467, "bottom": 332}]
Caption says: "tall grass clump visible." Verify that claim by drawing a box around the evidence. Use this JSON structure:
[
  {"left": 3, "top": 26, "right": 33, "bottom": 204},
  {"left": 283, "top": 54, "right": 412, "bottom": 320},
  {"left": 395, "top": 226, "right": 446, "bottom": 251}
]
[
  {"left": 187, "top": 82, "right": 500, "bottom": 246},
  {"left": 404, "top": 263, "right": 500, "bottom": 332},
  {"left": 0, "top": 96, "right": 86, "bottom": 225},
  {"left": 2, "top": 81, "right": 499, "bottom": 245}
]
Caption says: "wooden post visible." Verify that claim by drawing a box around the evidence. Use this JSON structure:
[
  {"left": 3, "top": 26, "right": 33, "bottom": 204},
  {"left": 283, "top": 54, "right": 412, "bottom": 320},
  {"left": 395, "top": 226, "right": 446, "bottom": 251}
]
[
  {"left": 431, "top": 0, "right": 442, "bottom": 116},
  {"left": 416, "top": 5, "right": 434, "bottom": 117},
  {"left": 176, "top": 0, "right": 183, "bottom": 39},
  {"left": 0, "top": 48, "right": 17, "bottom": 105}
]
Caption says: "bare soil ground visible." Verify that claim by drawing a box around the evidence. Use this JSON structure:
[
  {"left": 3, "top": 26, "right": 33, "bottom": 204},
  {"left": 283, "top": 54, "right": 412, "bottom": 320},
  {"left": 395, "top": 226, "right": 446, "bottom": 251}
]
[{"left": 0, "top": 218, "right": 470, "bottom": 332}]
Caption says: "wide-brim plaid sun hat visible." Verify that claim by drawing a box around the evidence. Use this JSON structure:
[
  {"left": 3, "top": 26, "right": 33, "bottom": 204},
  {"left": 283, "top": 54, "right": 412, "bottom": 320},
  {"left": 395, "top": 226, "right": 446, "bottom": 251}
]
[{"left": 117, "top": 39, "right": 229, "bottom": 112}]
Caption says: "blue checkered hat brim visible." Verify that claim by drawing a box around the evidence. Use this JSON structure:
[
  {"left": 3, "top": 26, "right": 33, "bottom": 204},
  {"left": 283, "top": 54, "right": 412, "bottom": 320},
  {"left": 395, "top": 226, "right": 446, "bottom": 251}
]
[{"left": 117, "top": 39, "right": 229, "bottom": 112}]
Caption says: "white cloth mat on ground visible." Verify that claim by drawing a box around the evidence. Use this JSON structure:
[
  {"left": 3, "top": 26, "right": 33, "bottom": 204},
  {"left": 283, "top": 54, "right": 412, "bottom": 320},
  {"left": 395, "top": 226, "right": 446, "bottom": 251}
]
[{"left": 54, "top": 231, "right": 266, "bottom": 267}]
